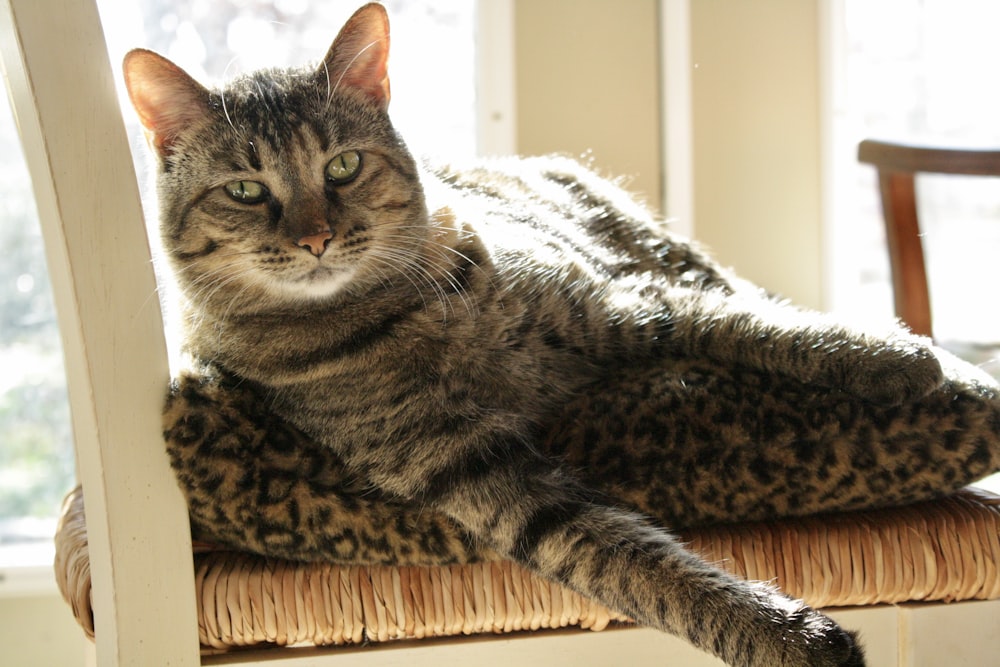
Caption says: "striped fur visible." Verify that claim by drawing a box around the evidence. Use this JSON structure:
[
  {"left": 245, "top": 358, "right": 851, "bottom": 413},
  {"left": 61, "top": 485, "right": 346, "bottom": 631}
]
[{"left": 128, "top": 4, "right": 1000, "bottom": 666}]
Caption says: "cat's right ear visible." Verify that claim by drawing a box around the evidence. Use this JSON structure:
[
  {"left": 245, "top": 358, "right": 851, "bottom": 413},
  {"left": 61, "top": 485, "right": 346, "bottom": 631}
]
[
  {"left": 123, "top": 49, "right": 212, "bottom": 158},
  {"left": 319, "top": 3, "right": 391, "bottom": 109}
]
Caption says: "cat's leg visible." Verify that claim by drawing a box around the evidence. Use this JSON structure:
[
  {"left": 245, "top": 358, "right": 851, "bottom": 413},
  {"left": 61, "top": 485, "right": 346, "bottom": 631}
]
[
  {"left": 263, "top": 358, "right": 867, "bottom": 667},
  {"left": 163, "top": 366, "right": 483, "bottom": 564},
  {"left": 546, "top": 353, "right": 1000, "bottom": 527},
  {"left": 402, "top": 451, "right": 864, "bottom": 667},
  {"left": 630, "top": 285, "right": 945, "bottom": 406}
]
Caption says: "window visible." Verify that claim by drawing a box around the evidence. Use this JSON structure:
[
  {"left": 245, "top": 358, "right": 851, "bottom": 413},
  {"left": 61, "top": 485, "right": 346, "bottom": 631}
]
[
  {"left": 0, "top": 83, "right": 74, "bottom": 582},
  {"left": 0, "top": 0, "right": 485, "bottom": 585},
  {"left": 101, "top": 0, "right": 481, "bottom": 162},
  {"left": 828, "top": 0, "right": 1000, "bottom": 375}
]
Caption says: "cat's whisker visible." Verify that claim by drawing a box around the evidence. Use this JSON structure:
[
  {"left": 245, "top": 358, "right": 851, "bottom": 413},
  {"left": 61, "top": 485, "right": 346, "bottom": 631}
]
[
  {"left": 357, "top": 261, "right": 423, "bottom": 312},
  {"left": 219, "top": 55, "right": 245, "bottom": 133},
  {"left": 365, "top": 249, "right": 441, "bottom": 317},
  {"left": 390, "top": 224, "right": 498, "bottom": 296},
  {"left": 135, "top": 283, "right": 169, "bottom": 324},
  {"left": 218, "top": 272, "right": 259, "bottom": 315},
  {"left": 356, "top": 263, "right": 394, "bottom": 295},
  {"left": 387, "top": 247, "right": 457, "bottom": 316},
  {"left": 373, "top": 236, "right": 474, "bottom": 315},
  {"left": 178, "top": 261, "right": 245, "bottom": 299},
  {"left": 252, "top": 79, "right": 266, "bottom": 102},
  {"left": 319, "top": 58, "right": 332, "bottom": 110},
  {"left": 378, "top": 233, "right": 479, "bottom": 318},
  {"left": 181, "top": 261, "right": 255, "bottom": 312},
  {"left": 193, "top": 277, "right": 245, "bottom": 320}
]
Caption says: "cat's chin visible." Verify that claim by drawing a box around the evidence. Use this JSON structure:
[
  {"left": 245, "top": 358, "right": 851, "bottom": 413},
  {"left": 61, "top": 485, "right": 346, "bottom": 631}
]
[{"left": 272, "top": 267, "right": 357, "bottom": 302}]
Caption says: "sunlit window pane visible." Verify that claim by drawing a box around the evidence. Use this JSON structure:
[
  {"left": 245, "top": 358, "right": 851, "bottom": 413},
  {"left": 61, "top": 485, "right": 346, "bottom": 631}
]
[
  {"left": 100, "top": 0, "right": 477, "bottom": 162},
  {"left": 834, "top": 0, "right": 1000, "bottom": 375},
  {"left": 0, "top": 83, "right": 73, "bottom": 566}
]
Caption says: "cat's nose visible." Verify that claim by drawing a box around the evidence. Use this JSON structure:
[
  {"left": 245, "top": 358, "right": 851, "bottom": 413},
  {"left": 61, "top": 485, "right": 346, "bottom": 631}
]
[{"left": 297, "top": 229, "right": 333, "bottom": 257}]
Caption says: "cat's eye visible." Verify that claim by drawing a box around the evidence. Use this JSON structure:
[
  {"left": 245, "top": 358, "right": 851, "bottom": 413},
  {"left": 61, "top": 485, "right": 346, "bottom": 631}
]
[
  {"left": 326, "top": 151, "right": 362, "bottom": 184},
  {"left": 224, "top": 180, "right": 269, "bottom": 204}
]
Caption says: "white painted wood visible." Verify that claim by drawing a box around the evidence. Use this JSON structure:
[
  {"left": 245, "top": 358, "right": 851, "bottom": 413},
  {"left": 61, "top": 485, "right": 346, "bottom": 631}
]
[
  {"left": 475, "top": 0, "right": 517, "bottom": 156},
  {"left": 826, "top": 606, "right": 900, "bottom": 666},
  {"left": 899, "top": 599, "right": 1000, "bottom": 667},
  {"left": 199, "top": 602, "right": 998, "bottom": 666},
  {"left": 203, "top": 627, "right": 729, "bottom": 667},
  {"left": 659, "top": 0, "right": 695, "bottom": 237},
  {"left": 0, "top": 0, "right": 199, "bottom": 664},
  {"left": 817, "top": 0, "right": 849, "bottom": 314}
]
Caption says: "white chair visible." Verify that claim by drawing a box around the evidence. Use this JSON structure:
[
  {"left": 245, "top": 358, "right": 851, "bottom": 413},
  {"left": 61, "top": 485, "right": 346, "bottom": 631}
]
[{"left": 0, "top": 0, "right": 199, "bottom": 663}]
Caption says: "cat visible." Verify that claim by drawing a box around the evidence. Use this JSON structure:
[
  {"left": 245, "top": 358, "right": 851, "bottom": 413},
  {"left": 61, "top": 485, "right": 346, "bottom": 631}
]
[{"left": 125, "top": 3, "right": 1000, "bottom": 665}]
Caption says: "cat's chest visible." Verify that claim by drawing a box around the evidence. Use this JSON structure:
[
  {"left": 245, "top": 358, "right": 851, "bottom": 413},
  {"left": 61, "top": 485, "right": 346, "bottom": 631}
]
[
  {"left": 248, "top": 309, "right": 578, "bottom": 455},
  {"left": 200, "top": 284, "right": 587, "bottom": 420},
  {"left": 196, "top": 290, "right": 536, "bottom": 383}
]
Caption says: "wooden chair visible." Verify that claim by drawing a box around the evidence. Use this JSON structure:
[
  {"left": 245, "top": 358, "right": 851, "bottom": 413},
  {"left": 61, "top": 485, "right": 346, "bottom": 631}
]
[
  {"left": 7, "top": 1, "right": 1000, "bottom": 663},
  {"left": 857, "top": 139, "right": 1000, "bottom": 339}
]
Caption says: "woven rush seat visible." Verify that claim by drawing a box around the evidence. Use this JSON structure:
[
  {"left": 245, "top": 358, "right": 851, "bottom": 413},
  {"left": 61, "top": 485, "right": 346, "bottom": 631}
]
[{"left": 54, "top": 485, "right": 1000, "bottom": 653}]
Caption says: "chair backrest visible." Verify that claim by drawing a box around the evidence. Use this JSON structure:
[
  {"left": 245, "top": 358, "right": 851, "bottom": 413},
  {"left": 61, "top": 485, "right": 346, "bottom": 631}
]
[
  {"left": 0, "top": 0, "right": 200, "bottom": 663},
  {"left": 857, "top": 139, "right": 1000, "bottom": 339}
]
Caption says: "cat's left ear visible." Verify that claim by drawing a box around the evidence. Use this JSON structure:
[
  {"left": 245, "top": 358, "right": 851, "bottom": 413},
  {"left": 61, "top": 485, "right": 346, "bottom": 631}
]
[
  {"left": 319, "top": 3, "right": 391, "bottom": 109},
  {"left": 123, "top": 49, "right": 213, "bottom": 158}
]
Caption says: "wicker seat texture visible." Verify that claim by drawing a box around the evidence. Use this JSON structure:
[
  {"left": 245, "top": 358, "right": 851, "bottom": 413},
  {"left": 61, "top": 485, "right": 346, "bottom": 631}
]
[{"left": 54, "top": 485, "right": 1000, "bottom": 653}]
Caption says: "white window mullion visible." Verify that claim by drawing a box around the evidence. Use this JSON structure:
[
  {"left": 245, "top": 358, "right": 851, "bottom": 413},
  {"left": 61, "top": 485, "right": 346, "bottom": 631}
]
[
  {"left": 659, "top": 0, "right": 694, "bottom": 238},
  {"left": 475, "top": 0, "right": 517, "bottom": 156}
]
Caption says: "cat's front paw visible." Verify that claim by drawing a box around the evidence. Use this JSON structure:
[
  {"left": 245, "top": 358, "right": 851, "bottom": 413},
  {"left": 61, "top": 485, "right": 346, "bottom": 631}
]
[
  {"left": 781, "top": 609, "right": 866, "bottom": 667},
  {"left": 840, "top": 337, "right": 943, "bottom": 406},
  {"left": 711, "top": 583, "right": 866, "bottom": 666},
  {"left": 746, "top": 589, "right": 865, "bottom": 667}
]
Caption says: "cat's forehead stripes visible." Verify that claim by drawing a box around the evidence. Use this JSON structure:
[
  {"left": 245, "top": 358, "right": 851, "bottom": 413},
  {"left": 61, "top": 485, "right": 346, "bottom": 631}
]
[
  {"left": 213, "top": 72, "right": 373, "bottom": 180},
  {"left": 219, "top": 71, "right": 307, "bottom": 142},
  {"left": 246, "top": 141, "right": 262, "bottom": 171},
  {"left": 230, "top": 127, "right": 343, "bottom": 191}
]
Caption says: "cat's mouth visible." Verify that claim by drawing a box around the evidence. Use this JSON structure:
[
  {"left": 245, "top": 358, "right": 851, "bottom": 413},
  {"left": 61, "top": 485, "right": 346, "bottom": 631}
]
[
  {"left": 301, "top": 264, "right": 342, "bottom": 280},
  {"left": 277, "top": 264, "right": 356, "bottom": 299}
]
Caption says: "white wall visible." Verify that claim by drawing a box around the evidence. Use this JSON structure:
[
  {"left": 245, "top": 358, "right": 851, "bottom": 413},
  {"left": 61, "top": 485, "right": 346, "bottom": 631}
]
[
  {"left": 513, "top": 0, "right": 825, "bottom": 310},
  {"left": 0, "top": 592, "right": 89, "bottom": 666},
  {"left": 690, "top": 0, "right": 824, "bottom": 309},
  {"left": 514, "top": 0, "right": 663, "bottom": 210}
]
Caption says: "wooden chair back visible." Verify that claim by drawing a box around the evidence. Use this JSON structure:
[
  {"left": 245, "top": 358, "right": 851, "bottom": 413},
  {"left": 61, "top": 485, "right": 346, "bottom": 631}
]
[{"left": 858, "top": 139, "right": 1000, "bottom": 338}]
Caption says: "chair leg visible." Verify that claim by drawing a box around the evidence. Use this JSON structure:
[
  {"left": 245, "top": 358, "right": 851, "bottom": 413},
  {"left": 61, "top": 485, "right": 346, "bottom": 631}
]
[{"left": 878, "top": 170, "right": 933, "bottom": 338}]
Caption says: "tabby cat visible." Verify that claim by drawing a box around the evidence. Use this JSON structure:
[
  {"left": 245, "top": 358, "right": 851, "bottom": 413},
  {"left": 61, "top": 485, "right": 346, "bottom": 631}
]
[{"left": 125, "top": 4, "right": 1000, "bottom": 666}]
